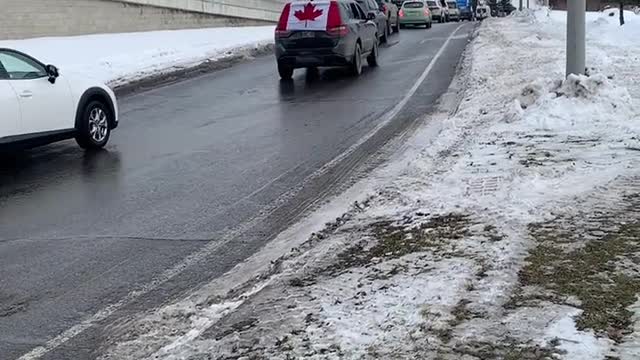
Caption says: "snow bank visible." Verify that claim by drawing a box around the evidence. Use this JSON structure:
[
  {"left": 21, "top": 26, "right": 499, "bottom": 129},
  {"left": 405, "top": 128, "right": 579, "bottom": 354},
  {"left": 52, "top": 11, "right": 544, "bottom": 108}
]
[{"left": 0, "top": 26, "right": 275, "bottom": 87}]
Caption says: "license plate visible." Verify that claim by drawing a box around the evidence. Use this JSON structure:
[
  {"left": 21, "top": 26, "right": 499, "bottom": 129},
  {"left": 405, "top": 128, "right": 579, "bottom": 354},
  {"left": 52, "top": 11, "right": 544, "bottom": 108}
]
[
  {"left": 295, "top": 31, "right": 315, "bottom": 38},
  {"left": 298, "top": 56, "right": 319, "bottom": 64}
]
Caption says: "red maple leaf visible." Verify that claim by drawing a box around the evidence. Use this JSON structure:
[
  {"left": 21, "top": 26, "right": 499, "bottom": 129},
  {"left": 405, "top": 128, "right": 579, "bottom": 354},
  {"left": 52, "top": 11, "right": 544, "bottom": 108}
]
[{"left": 294, "top": 2, "right": 324, "bottom": 25}]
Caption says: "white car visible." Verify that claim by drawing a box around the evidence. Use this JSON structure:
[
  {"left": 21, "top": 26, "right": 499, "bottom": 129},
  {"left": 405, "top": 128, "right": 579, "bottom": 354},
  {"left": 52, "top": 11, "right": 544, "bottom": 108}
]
[
  {"left": 427, "top": 0, "right": 449, "bottom": 22},
  {"left": 446, "top": 1, "right": 460, "bottom": 21},
  {"left": 0, "top": 48, "right": 118, "bottom": 151}
]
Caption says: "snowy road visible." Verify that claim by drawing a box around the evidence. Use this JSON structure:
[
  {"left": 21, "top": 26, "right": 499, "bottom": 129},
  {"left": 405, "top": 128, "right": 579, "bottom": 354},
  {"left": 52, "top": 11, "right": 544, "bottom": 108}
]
[{"left": 0, "top": 23, "right": 474, "bottom": 359}]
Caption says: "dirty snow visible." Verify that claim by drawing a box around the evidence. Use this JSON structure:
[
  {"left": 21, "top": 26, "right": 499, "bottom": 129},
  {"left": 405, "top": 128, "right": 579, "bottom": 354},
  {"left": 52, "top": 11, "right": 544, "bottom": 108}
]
[
  {"left": 0, "top": 26, "right": 274, "bottom": 87},
  {"left": 544, "top": 308, "right": 612, "bottom": 359},
  {"left": 100, "top": 8, "right": 640, "bottom": 360}
]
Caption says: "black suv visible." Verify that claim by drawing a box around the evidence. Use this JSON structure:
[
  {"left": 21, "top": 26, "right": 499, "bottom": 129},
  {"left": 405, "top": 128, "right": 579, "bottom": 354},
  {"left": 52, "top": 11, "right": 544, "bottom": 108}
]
[{"left": 275, "top": 0, "right": 380, "bottom": 79}]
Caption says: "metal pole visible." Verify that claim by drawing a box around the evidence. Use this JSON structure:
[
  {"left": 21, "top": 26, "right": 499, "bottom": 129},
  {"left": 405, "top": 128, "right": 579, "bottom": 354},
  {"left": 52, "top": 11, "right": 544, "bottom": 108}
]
[
  {"left": 566, "top": 0, "right": 585, "bottom": 76},
  {"left": 527, "top": 0, "right": 529, "bottom": 8},
  {"left": 519, "top": 0, "right": 523, "bottom": 11}
]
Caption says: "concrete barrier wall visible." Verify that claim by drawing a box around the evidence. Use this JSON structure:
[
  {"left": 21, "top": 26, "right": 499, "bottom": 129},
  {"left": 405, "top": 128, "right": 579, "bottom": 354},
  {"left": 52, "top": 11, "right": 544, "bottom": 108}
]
[
  {"left": 119, "top": 0, "right": 285, "bottom": 21},
  {"left": 0, "top": 0, "right": 280, "bottom": 40}
]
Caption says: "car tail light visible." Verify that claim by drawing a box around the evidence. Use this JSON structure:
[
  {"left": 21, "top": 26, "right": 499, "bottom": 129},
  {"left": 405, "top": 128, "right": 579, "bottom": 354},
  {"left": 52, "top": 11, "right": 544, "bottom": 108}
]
[
  {"left": 327, "top": 25, "right": 349, "bottom": 37},
  {"left": 382, "top": 4, "right": 388, "bottom": 13},
  {"left": 327, "top": 1, "right": 348, "bottom": 36},
  {"left": 399, "top": 9, "right": 404, "bottom": 17},
  {"left": 275, "top": 3, "right": 291, "bottom": 38},
  {"left": 424, "top": 9, "right": 430, "bottom": 16}
]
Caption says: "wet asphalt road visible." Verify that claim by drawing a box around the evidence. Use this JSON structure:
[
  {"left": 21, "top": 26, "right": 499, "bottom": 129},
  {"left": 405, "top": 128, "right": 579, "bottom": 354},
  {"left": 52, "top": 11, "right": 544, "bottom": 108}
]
[{"left": 0, "top": 22, "right": 475, "bottom": 359}]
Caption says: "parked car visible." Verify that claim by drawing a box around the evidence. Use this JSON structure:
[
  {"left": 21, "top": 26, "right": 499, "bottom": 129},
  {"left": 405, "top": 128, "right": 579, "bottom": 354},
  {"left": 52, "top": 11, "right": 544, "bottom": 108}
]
[
  {"left": 459, "top": 5, "right": 473, "bottom": 20},
  {"left": 274, "top": 0, "right": 379, "bottom": 79},
  {"left": 427, "top": 0, "right": 448, "bottom": 22},
  {"left": 446, "top": 0, "right": 460, "bottom": 20},
  {"left": 457, "top": 0, "right": 473, "bottom": 20},
  {"left": 399, "top": 1, "right": 433, "bottom": 28},
  {"left": 356, "top": 0, "right": 390, "bottom": 43},
  {"left": 0, "top": 48, "right": 118, "bottom": 151},
  {"left": 475, "top": 4, "right": 490, "bottom": 19},
  {"left": 376, "top": 0, "right": 400, "bottom": 34}
]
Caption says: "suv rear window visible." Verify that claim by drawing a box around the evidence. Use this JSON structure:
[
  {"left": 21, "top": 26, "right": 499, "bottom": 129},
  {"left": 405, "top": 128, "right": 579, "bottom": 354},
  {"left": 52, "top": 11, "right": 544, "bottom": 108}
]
[
  {"left": 426, "top": 1, "right": 437, "bottom": 6},
  {"left": 404, "top": 2, "right": 424, "bottom": 7},
  {"left": 447, "top": 2, "right": 457, "bottom": 8}
]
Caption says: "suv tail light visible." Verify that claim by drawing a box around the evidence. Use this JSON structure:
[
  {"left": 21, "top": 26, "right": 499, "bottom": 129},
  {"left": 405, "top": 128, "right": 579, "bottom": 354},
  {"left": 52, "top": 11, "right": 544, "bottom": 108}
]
[
  {"left": 326, "top": 1, "right": 348, "bottom": 36},
  {"left": 399, "top": 9, "right": 404, "bottom": 17},
  {"left": 382, "top": 4, "right": 388, "bottom": 13},
  {"left": 275, "top": 3, "right": 292, "bottom": 38}
]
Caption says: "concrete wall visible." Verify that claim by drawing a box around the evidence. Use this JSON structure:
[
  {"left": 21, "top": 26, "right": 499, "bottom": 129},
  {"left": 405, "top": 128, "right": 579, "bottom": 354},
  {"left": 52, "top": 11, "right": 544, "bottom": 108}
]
[
  {"left": 119, "top": 0, "right": 285, "bottom": 21},
  {"left": 0, "top": 0, "right": 280, "bottom": 40}
]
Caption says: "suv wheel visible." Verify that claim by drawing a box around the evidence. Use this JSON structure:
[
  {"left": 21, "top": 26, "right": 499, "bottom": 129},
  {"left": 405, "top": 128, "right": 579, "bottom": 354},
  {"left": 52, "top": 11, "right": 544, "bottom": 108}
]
[
  {"left": 367, "top": 40, "right": 379, "bottom": 67},
  {"left": 278, "top": 61, "right": 294, "bottom": 80},
  {"left": 350, "top": 43, "right": 363, "bottom": 76},
  {"left": 76, "top": 100, "right": 111, "bottom": 150}
]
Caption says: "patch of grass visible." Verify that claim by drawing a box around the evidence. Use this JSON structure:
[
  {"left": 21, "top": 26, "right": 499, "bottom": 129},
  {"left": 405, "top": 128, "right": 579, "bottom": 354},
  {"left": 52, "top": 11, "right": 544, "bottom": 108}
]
[
  {"left": 453, "top": 339, "right": 562, "bottom": 360},
  {"left": 369, "top": 213, "right": 471, "bottom": 259},
  {"left": 433, "top": 298, "right": 486, "bottom": 344},
  {"left": 518, "top": 221, "right": 640, "bottom": 342},
  {"left": 323, "top": 213, "right": 472, "bottom": 275}
]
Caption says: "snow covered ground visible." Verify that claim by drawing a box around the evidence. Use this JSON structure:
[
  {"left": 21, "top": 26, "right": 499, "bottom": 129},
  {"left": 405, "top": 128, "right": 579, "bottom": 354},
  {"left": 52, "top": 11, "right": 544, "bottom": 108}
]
[
  {"left": 98, "top": 9, "right": 640, "bottom": 360},
  {"left": 0, "top": 26, "right": 274, "bottom": 88}
]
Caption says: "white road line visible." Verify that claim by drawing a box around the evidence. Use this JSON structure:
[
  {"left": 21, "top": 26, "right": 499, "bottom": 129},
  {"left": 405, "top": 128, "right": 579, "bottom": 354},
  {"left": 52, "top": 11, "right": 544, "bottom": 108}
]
[
  {"left": 16, "top": 23, "right": 467, "bottom": 360},
  {"left": 420, "top": 34, "right": 469, "bottom": 44}
]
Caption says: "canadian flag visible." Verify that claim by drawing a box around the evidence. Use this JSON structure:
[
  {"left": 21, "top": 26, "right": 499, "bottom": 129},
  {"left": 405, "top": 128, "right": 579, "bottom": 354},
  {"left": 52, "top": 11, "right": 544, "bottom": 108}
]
[{"left": 287, "top": 1, "right": 330, "bottom": 30}]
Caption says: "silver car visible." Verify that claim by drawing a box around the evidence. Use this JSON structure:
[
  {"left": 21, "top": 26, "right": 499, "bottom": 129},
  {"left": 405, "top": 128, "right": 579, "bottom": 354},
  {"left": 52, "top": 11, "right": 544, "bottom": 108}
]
[
  {"left": 446, "top": 1, "right": 460, "bottom": 21},
  {"left": 427, "top": 0, "right": 449, "bottom": 22}
]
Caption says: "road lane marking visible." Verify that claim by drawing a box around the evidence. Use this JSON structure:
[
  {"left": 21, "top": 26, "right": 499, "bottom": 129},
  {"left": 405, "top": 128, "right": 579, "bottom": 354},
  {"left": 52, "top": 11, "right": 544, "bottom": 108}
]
[
  {"left": 420, "top": 34, "right": 469, "bottom": 44},
  {"left": 17, "top": 23, "right": 468, "bottom": 360}
]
